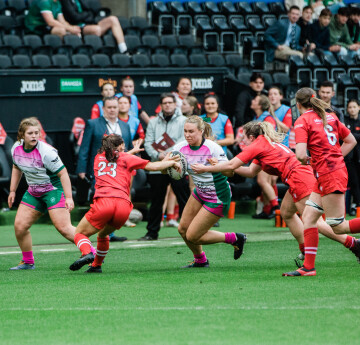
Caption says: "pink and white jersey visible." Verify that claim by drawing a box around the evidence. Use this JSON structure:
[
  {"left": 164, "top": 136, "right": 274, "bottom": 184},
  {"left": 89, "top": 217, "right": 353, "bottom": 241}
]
[
  {"left": 173, "top": 139, "right": 230, "bottom": 203},
  {"left": 11, "top": 140, "right": 65, "bottom": 197}
]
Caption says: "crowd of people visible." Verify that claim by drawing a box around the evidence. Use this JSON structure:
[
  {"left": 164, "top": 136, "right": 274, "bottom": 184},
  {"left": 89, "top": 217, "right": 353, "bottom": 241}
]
[{"left": 265, "top": 4, "right": 360, "bottom": 63}]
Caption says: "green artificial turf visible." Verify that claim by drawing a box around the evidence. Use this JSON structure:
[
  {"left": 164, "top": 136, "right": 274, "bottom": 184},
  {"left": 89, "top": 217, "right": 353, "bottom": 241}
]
[{"left": 0, "top": 215, "right": 358, "bottom": 345}]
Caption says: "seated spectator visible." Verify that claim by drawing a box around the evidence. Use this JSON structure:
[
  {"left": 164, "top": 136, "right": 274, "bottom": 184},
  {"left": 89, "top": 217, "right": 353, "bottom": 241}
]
[
  {"left": 318, "top": 81, "right": 344, "bottom": 122},
  {"left": 200, "top": 93, "right": 234, "bottom": 154},
  {"left": 25, "top": 0, "right": 81, "bottom": 37},
  {"left": 285, "top": 0, "right": 305, "bottom": 12},
  {"left": 115, "top": 76, "right": 150, "bottom": 124},
  {"left": 90, "top": 82, "right": 116, "bottom": 119},
  {"left": 329, "top": 7, "right": 360, "bottom": 57},
  {"left": 181, "top": 96, "right": 201, "bottom": 116},
  {"left": 117, "top": 96, "right": 145, "bottom": 142},
  {"left": 265, "top": 6, "right": 303, "bottom": 62},
  {"left": 59, "top": 0, "right": 128, "bottom": 53},
  {"left": 347, "top": 6, "right": 360, "bottom": 44},
  {"left": 234, "top": 72, "right": 265, "bottom": 129},
  {"left": 309, "top": 8, "right": 332, "bottom": 55},
  {"left": 344, "top": 99, "right": 360, "bottom": 216},
  {"left": 298, "top": 5, "right": 314, "bottom": 51}
]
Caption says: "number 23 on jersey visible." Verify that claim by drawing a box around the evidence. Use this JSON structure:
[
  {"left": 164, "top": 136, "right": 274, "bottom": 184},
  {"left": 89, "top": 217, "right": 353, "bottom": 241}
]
[{"left": 98, "top": 161, "right": 117, "bottom": 177}]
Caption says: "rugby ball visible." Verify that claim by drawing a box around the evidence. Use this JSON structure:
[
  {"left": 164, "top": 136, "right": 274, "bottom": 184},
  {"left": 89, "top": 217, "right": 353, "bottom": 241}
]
[
  {"left": 128, "top": 209, "right": 143, "bottom": 224},
  {"left": 167, "top": 151, "right": 187, "bottom": 180}
]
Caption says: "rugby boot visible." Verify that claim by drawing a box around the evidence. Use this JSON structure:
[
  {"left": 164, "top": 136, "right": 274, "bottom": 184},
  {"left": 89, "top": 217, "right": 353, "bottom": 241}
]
[
  {"left": 69, "top": 253, "right": 94, "bottom": 271},
  {"left": 282, "top": 267, "right": 316, "bottom": 277},
  {"left": 233, "top": 233, "right": 247, "bottom": 260},
  {"left": 181, "top": 260, "right": 210, "bottom": 268},
  {"left": 10, "top": 261, "right": 35, "bottom": 270}
]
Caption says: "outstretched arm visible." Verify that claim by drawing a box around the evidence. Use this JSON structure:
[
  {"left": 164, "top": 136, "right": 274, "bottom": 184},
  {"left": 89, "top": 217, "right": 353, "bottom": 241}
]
[
  {"left": 192, "top": 157, "right": 244, "bottom": 174},
  {"left": 234, "top": 163, "right": 262, "bottom": 178}
]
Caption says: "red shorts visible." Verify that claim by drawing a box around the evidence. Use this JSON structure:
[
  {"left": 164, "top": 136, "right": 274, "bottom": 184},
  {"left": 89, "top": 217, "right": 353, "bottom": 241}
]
[
  {"left": 85, "top": 197, "right": 133, "bottom": 230},
  {"left": 285, "top": 165, "right": 316, "bottom": 203},
  {"left": 313, "top": 167, "right": 348, "bottom": 197}
]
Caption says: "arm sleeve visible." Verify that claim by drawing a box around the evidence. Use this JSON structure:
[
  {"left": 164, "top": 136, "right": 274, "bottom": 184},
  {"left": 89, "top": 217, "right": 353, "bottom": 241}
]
[
  {"left": 294, "top": 118, "right": 308, "bottom": 144},
  {"left": 236, "top": 144, "right": 259, "bottom": 164},
  {"left": 127, "top": 155, "right": 149, "bottom": 172},
  {"left": 338, "top": 121, "right": 351, "bottom": 140},
  {"left": 224, "top": 119, "right": 234, "bottom": 135},
  {"left": 39, "top": 0, "right": 52, "bottom": 12},
  {"left": 90, "top": 104, "right": 100, "bottom": 119},
  {"left": 282, "top": 108, "right": 293, "bottom": 128},
  {"left": 144, "top": 119, "right": 160, "bottom": 161},
  {"left": 43, "top": 148, "right": 65, "bottom": 174},
  {"left": 76, "top": 120, "right": 93, "bottom": 173},
  {"left": 264, "top": 116, "right": 277, "bottom": 129},
  {"left": 264, "top": 22, "right": 281, "bottom": 49},
  {"left": 213, "top": 143, "right": 228, "bottom": 162}
]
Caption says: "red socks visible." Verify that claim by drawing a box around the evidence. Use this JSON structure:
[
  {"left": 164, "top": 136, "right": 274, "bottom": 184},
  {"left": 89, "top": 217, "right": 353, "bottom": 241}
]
[
  {"left": 74, "top": 233, "right": 92, "bottom": 256},
  {"left": 270, "top": 198, "right": 278, "bottom": 208},
  {"left": 303, "top": 227, "right": 318, "bottom": 270},
  {"left": 299, "top": 243, "right": 305, "bottom": 255},
  {"left": 344, "top": 235, "right": 355, "bottom": 249},
  {"left": 349, "top": 218, "right": 360, "bottom": 234},
  {"left": 263, "top": 204, "right": 272, "bottom": 215},
  {"left": 92, "top": 236, "right": 109, "bottom": 267}
]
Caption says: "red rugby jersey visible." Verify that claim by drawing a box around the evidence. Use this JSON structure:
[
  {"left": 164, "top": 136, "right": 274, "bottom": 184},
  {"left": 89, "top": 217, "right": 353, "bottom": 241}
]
[
  {"left": 93, "top": 152, "right": 149, "bottom": 199},
  {"left": 236, "top": 135, "right": 302, "bottom": 182},
  {"left": 294, "top": 110, "right": 350, "bottom": 177}
]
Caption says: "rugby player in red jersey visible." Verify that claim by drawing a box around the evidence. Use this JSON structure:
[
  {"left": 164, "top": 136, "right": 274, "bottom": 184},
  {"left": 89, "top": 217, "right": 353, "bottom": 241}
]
[
  {"left": 69, "top": 134, "right": 180, "bottom": 273},
  {"left": 192, "top": 121, "right": 360, "bottom": 275}
]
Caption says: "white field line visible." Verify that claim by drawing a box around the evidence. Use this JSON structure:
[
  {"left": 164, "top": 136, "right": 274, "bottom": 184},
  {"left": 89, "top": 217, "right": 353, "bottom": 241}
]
[{"left": 2, "top": 306, "right": 360, "bottom": 311}]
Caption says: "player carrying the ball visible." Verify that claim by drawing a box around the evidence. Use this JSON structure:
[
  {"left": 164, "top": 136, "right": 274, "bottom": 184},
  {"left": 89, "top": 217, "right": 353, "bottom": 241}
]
[
  {"left": 172, "top": 116, "right": 247, "bottom": 268},
  {"left": 69, "top": 134, "right": 181, "bottom": 273}
]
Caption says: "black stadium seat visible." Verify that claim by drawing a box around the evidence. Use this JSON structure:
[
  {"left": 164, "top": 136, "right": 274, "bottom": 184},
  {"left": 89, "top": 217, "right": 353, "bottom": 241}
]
[
  {"left": 112, "top": 53, "right": 131, "bottom": 67},
  {"left": 32, "top": 54, "right": 51, "bottom": 68},
  {"left": 269, "top": 2, "right": 286, "bottom": 16},
  {"left": 207, "top": 54, "right": 226, "bottom": 68},
  {"left": 124, "top": 34, "right": 142, "bottom": 54},
  {"left": 170, "top": 53, "right": 189, "bottom": 67},
  {"left": 23, "top": 34, "right": 52, "bottom": 56},
  {"left": 151, "top": 53, "right": 170, "bottom": 67},
  {"left": 160, "top": 34, "right": 178, "bottom": 51},
  {"left": 0, "top": 54, "right": 12, "bottom": 68},
  {"left": 220, "top": 1, "right": 237, "bottom": 15},
  {"left": 51, "top": 54, "right": 71, "bottom": 68},
  {"left": 212, "top": 15, "right": 231, "bottom": 32},
  {"left": 229, "top": 15, "right": 247, "bottom": 32},
  {"left": 7, "top": 0, "right": 27, "bottom": 15},
  {"left": 186, "top": 1, "right": 204, "bottom": 16},
  {"left": 204, "top": 1, "right": 220, "bottom": 15},
  {"left": 253, "top": 2, "right": 270, "bottom": 14},
  {"left": 130, "top": 16, "right": 157, "bottom": 35},
  {"left": 92, "top": 53, "right": 111, "bottom": 68},
  {"left": 71, "top": 53, "right": 91, "bottom": 68},
  {"left": 189, "top": 53, "right": 207, "bottom": 67},
  {"left": 247, "top": 15, "right": 265, "bottom": 32},
  {"left": 131, "top": 53, "right": 151, "bottom": 67},
  {"left": 64, "top": 35, "right": 93, "bottom": 55},
  {"left": 12, "top": 54, "right": 31, "bottom": 68},
  {"left": 169, "top": 1, "right": 186, "bottom": 15},
  {"left": 178, "top": 34, "right": 203, "bottom": 54},
  {"left": 236, "top": 2, "right": 253, "bottom": 15}
]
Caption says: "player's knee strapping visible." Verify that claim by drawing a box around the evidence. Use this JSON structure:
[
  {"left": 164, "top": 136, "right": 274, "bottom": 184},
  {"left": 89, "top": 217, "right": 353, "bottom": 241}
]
[
  {"left": 305, "top": 200, "right": 324, "bottom": 214},
  {"left": 325, "top": 217, "right": 345, "bottom": 227}
]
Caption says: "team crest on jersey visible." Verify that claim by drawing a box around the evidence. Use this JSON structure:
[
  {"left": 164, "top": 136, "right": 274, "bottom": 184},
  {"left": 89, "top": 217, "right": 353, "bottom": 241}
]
[
  {"left": 50, "top": 197, "right": 55, "bottom": 203},
  {"left": 51, "top": 157, "right": 59, "bottom": 163}
]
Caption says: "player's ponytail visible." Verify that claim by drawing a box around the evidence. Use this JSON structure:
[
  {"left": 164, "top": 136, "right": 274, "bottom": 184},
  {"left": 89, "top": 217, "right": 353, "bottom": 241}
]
[
  {"left": 296, "top": 87, "right": 330, "bottom": 127},
  {"left": 98, "top": 134, "right": 124, "bottom": 163},
  {"left": 17, "top": 117, "right": 41, "bottom": 141},
  {"left": 243, "top": 121, "right": 284, "bottom": 144},
  {"left": 185, "top": 115, "right": 215, "bottom": 141}
]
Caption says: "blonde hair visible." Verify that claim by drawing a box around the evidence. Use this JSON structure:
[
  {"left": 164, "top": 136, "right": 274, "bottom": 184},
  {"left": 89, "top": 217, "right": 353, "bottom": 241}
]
[
  {"left": 243, "top": 121, "right": 285, "bottom": 145},
  {"left": 296, "top": 87, "right": 330, "bottom": 126},
  {"left": 17, "top": 117, "right": 41, "bottom": 141},
  {"left": 258, "top": 95, "right": 276, "bottom": 118},
  {"left": 185, "top": 115, "right": 214, "bottom": 140},
  {"left": 185, "top": 96, "right": 201, "bottom": 115}
]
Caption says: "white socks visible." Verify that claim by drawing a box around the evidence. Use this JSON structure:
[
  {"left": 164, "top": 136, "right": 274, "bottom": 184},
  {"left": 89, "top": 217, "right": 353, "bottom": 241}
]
[{"left": 118, "top": 43, "right": 127, "bottom": 53}]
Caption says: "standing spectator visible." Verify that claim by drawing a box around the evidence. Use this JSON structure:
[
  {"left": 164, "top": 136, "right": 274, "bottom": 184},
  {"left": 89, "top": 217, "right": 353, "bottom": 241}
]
[
  {"left": 234, "top": 72, "right": 265, "bottom": 129},
  {"left": 298, "top": 5, "right": 315, "bottom": 52},
  {"left": 139, "top": 93, "right": 190, "bottom": 241},
  {"left": 25, "top": 0, "right": 80, "bottom": 37},
  {"left": 344, "top": 100, "right": 360, "bottom": 216},
  {"left": 265, "top": 6, "right": 303, "bottom": 62},
  {"left": 329, "top": 7, "right": 360, "bottom": 57},
  {"left": 200, "top": 93, "right": 234, "bottom": 155},
  {"left": 285, "top": 0, "right": 305, "bottom": 12},
  {"left": 309, "top": 8, "right": 332, "bottom": 55},
  {"left": 115, "top": 76, "right": 150, "bottom": 124},
  {"left": 90, "top": 82, "right": 116, "bottom": 119},
  {"left": 347, "top": 7, "right": 360, "bottom": 44},
  {"left": 117, "top": 96, "right": 145, "bottom": 142},
  {"left": 59, "top": 0, "right": 128, "bottom": 53},
  {"left": 318, "top": 81, "right": 344, "bottom": 122},
  {"left": 77, "top": 97, "right": 133, "bottom": 242}
]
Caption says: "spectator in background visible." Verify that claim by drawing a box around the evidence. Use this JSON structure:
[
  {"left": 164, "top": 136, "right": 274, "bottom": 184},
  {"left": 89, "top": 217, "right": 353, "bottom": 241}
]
[
  {"left": 298, "top": 5, "right": 314, "bottom": 51},
  {"left": 139, "top": 93, "right": 189, "bottom": 241},
  {"left": 265, "top": 6, "right": 303, "bottom": 62},
  {"left": 181, "top": 96, "right": 201, "bottom": 116},
  {"left": 117, "top": 96, "right": 145, "bottom": 142},
  {"left": 90, "top": 82, "right": 116, "bottom": 119},
  {"left": 309, "top": 8, "right": 332, "bottom": 55},
  {"left": 329, "top": 7, "right": 360, "bottom": 57},
  {"left": 77, "top": 97, "right": 133, "bottom": 242},
  {"left": 115, "top": 76, "right": 150, "bottom": 124},
  {"left": 200, "top": 93, "right": 234, "bottom": 155},
  {"left": 318, "top": 81, "right": 344, "bottom": 122},
  {"left": 285, "top": 0, "right": 304, "bottom": 12},
  {"left": 347, "top": 7, "right": 360, "bottom": 44},
  {"left": 344, "top": 100, "right": 360, "bottom": 216},
  {"left": 59, "top": 0, "right": 128, "bottom": 53},
  {"left": 25, "top": 0, "right": 80, "bottom": 37},
  {"left": 234, "top": 72, "right": 265, "bottom": 129}
]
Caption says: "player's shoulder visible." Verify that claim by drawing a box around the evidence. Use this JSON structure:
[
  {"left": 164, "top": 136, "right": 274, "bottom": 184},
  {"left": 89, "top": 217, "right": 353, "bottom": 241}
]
[{"left": 173, "top": 140, "right": 188, "bottom": 151}]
